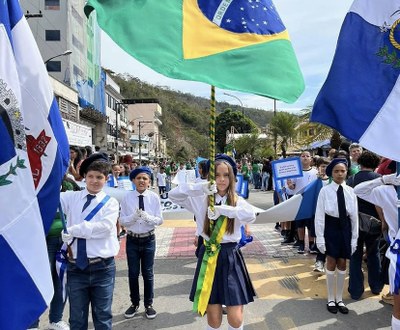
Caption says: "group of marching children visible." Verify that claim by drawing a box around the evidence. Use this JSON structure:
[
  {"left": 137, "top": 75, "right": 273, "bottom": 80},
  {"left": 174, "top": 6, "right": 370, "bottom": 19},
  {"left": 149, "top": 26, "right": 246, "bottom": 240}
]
[
  {"left": 277, "top": 145, "right": 400, "bottom": 321},
  {"left": 31, "top": 151, "right": 257, "bottom": 330}
]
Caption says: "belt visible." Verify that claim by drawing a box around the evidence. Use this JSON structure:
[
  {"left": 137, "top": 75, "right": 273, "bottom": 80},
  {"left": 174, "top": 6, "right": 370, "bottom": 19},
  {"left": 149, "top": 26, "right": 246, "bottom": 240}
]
[
  {"left": 68, "top": 257, "right": 113, "bottom": 265},
  {"left": 127, "top": 230, "right": 155, "bottom": 238}
]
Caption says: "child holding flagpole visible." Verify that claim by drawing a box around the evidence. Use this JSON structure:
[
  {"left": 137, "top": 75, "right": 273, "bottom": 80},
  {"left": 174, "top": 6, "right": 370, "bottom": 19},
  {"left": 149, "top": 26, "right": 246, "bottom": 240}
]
[
  {"left": 169, "top": 154, "right": 256, "bottom": 330},
  {"left": 315, "top": 158, "right": 358, "bottom": 314}
]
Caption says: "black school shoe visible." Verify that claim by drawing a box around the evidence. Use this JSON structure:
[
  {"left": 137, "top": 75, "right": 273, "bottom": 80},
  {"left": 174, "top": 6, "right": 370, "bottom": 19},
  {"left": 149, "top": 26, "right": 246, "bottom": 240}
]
[
  {"left": 327, "top": 301, "right": 338, "bottom": 314},
  {"left": 336, "top": 301, "right": 349, "bottom": 314},
  {"left": 145, "top": 305, "right": 157, "bottom": 319},
  {"left": 124, "top": 304, "right": 139, "bottom": 318}
]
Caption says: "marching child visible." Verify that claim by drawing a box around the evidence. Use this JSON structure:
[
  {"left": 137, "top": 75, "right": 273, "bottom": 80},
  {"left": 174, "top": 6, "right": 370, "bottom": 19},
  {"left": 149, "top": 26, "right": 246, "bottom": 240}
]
[
  {"left": 61, "top": 153, "right": 120, "bottom": 329},
  {"left": 157, "top": 166, "right": 167, "bottom": 197},
  {"left": 120, "top": 167, "right": 163, "bottom": 320},
  {"left": 169, "top": 154, "right": 256, "bottom": 330},
  {"left": 315, "top": 158, "right": 358, "bottom": 314}
]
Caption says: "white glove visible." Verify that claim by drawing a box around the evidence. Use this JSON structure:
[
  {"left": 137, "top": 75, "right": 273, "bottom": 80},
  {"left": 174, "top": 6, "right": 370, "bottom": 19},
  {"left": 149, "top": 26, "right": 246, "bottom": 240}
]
[
  {"left": 316, "top": 243, "right": 326, "bottom": 254},
  {"left": 207, "top": 206, "right": 221, "bottom": 220},
  {"left": 201, "top": 182, "right": 217, "bottom": 195},
  {"left": 139, "top": 210, "right": 155, "bottom": 224},
  {"left": 351, "top": 244, "right": 357, "bottom": 255},
  {"left": 382, "top": 174, "right": 400, "bottom": 185},
  {"left": 351, "top": 238, "right": 358, "bottom": 255},
  {"left": 131, "top": 208, "right": 142, "bottom": 222},
  {"left": 61, "top": 231, "right": 73, "bottom": 244}
]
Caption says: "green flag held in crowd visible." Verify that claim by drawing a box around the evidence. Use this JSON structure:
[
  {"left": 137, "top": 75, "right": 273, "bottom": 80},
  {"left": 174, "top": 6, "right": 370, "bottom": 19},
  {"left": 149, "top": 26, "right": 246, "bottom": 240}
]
[{"left": 85, "top": 0, "right": 304, "bottom": 103}]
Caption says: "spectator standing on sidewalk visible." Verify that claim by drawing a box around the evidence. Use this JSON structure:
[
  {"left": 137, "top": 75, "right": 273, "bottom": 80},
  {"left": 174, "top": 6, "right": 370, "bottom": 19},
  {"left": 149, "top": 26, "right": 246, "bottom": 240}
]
[
  {"left": 353, "top": 172, "right": 400, "bottom": 329},
  {"left": 169, "top": 154, "right": 256, "bottom": 330},
  {"left": 347, "top": 150, "right": 383, "bottom": 300},
  {"left": 315, "top": 158, "right": 358, "bottom": 315},
  {"left": 120, "top": 167, "right": 163, "bottom": 320},
  {"left": 285, "top": 151, "right": 318, "bottom": 253}
]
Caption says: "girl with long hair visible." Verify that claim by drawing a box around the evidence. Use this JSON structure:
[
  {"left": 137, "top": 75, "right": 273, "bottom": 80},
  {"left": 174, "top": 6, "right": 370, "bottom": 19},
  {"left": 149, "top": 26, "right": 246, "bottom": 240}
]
[{"left": 169, "top": 154, "right": 256, "bottom": 330}]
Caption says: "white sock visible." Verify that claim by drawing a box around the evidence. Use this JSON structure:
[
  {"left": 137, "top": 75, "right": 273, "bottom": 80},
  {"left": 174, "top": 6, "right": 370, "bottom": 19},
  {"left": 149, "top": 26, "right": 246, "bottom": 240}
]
[
  {"left": 228, "top": 324, "right": 243, "bottom": 330},
  {"left": 325, "top": 269, "right": 336, "bottom": 303},
  {"left": 392, "top": 316, "right": 400, "bottom": 330},
  {"left": 207, "top": 325, "right": 220, "bottom": 330},
  {"left": 335, "top": 268, "right": 346, "bottom": 302}
]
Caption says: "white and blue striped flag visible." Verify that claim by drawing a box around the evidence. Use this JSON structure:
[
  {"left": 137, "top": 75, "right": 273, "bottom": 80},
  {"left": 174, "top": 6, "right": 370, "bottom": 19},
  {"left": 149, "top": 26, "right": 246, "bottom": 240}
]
[
  {"left": 311, "top": 0, "right": 400, "bottom": 161},
  {"left": 256, "top": 179, "right": 323, "bottom": 223},
  {"left": 0, "top": 1, "right": 69, "bottom": 329}
]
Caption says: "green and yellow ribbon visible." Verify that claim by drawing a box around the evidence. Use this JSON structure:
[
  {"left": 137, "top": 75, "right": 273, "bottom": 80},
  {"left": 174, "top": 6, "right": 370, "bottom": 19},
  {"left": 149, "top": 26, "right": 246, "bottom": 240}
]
[{"left": 193, "top": 215, "right": 227, "bottom": 315}]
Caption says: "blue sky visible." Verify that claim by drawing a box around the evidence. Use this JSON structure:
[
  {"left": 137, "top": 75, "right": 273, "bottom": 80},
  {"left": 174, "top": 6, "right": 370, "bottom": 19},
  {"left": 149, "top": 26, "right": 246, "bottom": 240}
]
[{"left": 101, "top": 0, "right": 353, "bottom": 113}]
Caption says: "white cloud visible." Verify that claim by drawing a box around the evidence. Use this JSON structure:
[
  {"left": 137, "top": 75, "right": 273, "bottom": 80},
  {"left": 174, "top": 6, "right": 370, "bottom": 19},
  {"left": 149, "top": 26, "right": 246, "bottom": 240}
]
[{"left": 101, "top": 0, "right": 353, "bottom": 112}]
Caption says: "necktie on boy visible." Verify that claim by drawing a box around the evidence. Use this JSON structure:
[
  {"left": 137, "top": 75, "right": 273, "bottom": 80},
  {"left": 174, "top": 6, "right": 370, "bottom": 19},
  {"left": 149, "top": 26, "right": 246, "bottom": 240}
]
[
  {"left": 76, "top": 194, "right": 96, "bottom": 270},
  {"left": 337, "top": 185, "right": 347, "bottom": 227},
  {"left": 138, "top": 195, "right": 145, "bottom": 211}
]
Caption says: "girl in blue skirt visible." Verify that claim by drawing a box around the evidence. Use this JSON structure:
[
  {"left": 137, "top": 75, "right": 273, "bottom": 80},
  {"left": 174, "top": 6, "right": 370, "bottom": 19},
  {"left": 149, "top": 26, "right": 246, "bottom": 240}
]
[
  {"left": 315, "top": 158, "right": 359, "bottom": 314},
  {"left": 169, "top": 154, "right": 256, "bottom": 330}
]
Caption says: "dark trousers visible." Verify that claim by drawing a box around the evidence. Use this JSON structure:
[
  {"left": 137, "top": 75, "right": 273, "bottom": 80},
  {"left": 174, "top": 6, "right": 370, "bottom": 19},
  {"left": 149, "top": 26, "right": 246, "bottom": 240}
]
[
  {"left": 348, "top": 231, "right": 383, "bottom": 299},
  {"left": 67, "top": 258, "right": 115, "bottom": 330},
  {"left": 126, "top": 234, "right": 156, "bottom": 306}
]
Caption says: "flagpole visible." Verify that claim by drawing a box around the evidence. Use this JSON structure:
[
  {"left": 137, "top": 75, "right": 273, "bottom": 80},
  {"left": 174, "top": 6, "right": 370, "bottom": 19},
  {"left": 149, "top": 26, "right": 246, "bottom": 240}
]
[{"left": 209, "top": 86, "right": 216, "bottom": 212}]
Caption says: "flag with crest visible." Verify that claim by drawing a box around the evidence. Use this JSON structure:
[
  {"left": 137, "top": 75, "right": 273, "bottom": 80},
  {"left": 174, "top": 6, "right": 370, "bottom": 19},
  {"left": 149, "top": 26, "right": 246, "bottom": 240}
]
[
  {"left": 311, "top": 0, "right": 400, "bottom": 161},
  {"left": 0, "top": 1, "right": 69, "bottom": 328}
]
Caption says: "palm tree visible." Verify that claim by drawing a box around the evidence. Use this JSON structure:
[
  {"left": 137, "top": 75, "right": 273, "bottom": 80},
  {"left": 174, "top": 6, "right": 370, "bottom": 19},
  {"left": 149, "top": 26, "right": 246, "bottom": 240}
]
[
  {"left": 299, "top": 106, "right": 342, "bottom": 149},
  {"left": 269, "top": 112, "right": 299, "bottom": 158}
]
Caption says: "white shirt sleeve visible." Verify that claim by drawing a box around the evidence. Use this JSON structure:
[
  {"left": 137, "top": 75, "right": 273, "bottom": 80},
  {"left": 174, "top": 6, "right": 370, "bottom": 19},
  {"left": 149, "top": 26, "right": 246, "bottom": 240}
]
[
  {"left": 314, "top": 187, "right": 326, "bottom": 244},
  {"left": 68, "top": 198, "right": 119, "bottom": 239}
]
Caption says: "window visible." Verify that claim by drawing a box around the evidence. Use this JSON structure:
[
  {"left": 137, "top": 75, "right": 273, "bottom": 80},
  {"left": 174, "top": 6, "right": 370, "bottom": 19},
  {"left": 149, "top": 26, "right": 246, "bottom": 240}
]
[
  {"left": 46, "top": 61, "right": 61, "bottom": 72},
  {"left": 45, "top": 0, "right": 60, "bottom": 10},
  {"left": 45, "top": 30, "right": 60, "bottom": 41}
]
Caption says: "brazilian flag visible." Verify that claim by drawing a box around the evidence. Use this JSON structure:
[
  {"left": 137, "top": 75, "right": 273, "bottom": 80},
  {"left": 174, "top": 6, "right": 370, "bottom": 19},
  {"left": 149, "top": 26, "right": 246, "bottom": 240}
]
[{"left": 85, "top": 0, "right": 304, "bottom": 103}]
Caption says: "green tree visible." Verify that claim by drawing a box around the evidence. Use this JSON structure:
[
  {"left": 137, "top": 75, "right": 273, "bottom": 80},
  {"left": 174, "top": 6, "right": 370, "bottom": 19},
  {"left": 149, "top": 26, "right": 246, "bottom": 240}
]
[
  {"left": 216, "top": 109, "right": 257, "bottom": 153},
  {"left": 269, "top": 112, "right": 299, "bottom": 158}
]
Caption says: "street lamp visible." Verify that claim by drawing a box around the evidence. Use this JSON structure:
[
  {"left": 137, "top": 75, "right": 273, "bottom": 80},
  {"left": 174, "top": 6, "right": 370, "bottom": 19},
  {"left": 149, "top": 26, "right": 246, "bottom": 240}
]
[
  {"left": 138, "top": 120, "right": 153, "bottom": 164},
  {"left": 223, "top": 92, "right": 244, "bottom": 115},
  {"left": 44, "top": 50, "right": 72, "bottom": 64}
]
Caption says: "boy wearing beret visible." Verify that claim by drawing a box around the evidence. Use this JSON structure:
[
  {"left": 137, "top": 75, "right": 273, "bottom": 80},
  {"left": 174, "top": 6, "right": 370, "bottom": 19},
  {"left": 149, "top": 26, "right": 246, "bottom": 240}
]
[
  {"left": 120, "top": 167, "right": 163, "bottom": 319},
  {"left": 61, "top": 153, "right": 120, "bottom": 329}
]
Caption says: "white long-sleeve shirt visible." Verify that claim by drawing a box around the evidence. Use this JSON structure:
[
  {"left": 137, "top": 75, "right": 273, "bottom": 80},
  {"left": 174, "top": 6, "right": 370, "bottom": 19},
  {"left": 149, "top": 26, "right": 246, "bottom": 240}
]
[
  {"left": 354, "top": 177, "right": 398, "bottom": 242},
  {"left": 315, "top": 181, "right": 359, "bottom": 245},
  {"left": 168, "top": 182, "right": 256, "bottom": 242},
  {"left": 60, "top": 188, "right": 120, "bottom": 258},
  {"left": 119, "top": 189, "right": 163, "bottom": 233}
]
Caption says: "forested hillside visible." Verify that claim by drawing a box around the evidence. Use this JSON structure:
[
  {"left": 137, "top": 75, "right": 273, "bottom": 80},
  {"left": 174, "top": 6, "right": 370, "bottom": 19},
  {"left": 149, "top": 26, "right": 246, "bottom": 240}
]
[{"left": 112, "top": 73, "right": 274, "bottom": 159}]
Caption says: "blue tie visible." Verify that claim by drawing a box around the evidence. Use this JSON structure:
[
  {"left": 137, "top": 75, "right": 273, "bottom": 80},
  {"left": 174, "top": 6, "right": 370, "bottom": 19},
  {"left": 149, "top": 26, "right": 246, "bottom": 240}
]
[{"left": 76, "top": 194, "right": 96, "bottom": 270}]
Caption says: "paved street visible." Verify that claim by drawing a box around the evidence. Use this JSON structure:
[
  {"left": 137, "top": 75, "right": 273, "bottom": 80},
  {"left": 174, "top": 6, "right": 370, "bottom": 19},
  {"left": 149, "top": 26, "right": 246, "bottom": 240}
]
[{"left": 39, "top": 189, "right": 392, "bottom": 329}]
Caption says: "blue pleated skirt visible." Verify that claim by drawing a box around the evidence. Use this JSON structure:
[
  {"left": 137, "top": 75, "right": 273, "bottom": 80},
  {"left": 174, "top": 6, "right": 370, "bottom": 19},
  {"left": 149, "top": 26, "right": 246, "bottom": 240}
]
[
  {"left": 325, "top": 214, "right": 352, "bottom": 259},
  {"left": 189, "top": 242, "right": 256, "bottom": 306}
]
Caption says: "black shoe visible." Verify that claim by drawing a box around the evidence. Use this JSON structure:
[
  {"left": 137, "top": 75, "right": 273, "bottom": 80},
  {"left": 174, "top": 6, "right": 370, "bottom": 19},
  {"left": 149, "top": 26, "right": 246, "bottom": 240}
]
[
  {"left": 336, "top": 301, "right": 349, "bottom": 314},
  {"left": 145, "top": 305, "right": 157, "bottom": 319},
  {"left": 297, "top": 243, "right": 305, "bottom": 254},
  {"left": 292, "top": 240, "right": 300, "bottom": 248},
  {"left": 309, "top": 243, "right": 318, "bottom": 254},
  {"left": 327, "top": 301, "right": 338, "bottom": 314},
  {"left": 281, "top": 237, "right": 295, "bottom": 245},
  {"left": 124, "top": 304, "right": 139, "bottom": 319}
]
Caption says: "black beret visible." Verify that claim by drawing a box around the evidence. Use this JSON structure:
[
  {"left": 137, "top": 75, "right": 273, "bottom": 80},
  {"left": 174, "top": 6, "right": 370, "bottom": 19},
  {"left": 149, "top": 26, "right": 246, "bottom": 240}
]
[
  {"left": 215, "top": 153, "right": 237, "bottom": 177},
  {"left": 326, "top": 158, "right": 348, "bottom": 177},
  {"left": 129, "top": 167, "right": 152, "bottom": 181},
  {"left": 79, "top": 152, "right": 109, "bottom": 177}
]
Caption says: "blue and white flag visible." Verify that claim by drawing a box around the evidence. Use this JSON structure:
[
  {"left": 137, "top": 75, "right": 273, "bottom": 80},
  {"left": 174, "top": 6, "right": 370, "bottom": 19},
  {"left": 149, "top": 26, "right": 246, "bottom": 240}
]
[
  {"left": 0, "top": 1, "right": 69, "bottom": 329},
  {"left": 311, "top": 0, "right": 400, "bottom": 161},
  {"left": 256, "top": 179, "right": 323, "bottom": 223}
]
